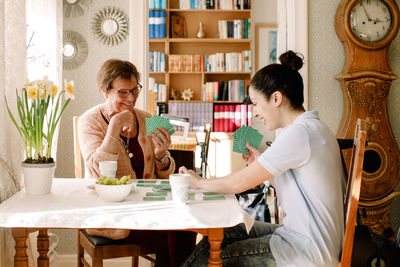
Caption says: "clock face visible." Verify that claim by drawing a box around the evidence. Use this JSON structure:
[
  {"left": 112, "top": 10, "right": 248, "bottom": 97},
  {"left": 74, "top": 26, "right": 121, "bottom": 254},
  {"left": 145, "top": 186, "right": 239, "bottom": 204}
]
[{"left": 350, "top": 0, "right": 392, "bottom": 42}]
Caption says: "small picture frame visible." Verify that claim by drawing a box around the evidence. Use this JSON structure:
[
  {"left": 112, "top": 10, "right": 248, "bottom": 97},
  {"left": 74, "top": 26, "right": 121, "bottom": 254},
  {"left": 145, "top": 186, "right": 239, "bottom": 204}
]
[
  {"left": 170, "top": 15, "right": 187, "bottom": 38},
  {"left": 255, "top": 24, "right": 278, "bottom": 71}
]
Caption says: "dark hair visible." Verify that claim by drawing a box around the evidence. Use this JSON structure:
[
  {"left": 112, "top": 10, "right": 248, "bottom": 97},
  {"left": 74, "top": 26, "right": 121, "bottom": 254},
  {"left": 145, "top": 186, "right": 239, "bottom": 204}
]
[
  {"left": 250, "top": 50, "right": 304, "bottom": 109},
  {"left": 96, "top": 59, "right": 141, "bottom": 92}
]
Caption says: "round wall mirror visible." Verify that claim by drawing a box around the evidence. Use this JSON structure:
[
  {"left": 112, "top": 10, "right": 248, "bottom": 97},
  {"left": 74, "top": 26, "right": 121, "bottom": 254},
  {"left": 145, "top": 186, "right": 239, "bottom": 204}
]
[
  {"left": 63, "top": 0, "right": 92, "bottom": 18},
  {"left": 91, "top": 6, "right": 128, "bottom": 46},
  {"left": 102, "top": 19, "right": 119, "bottom": 35},
  {"left": 63, "top": 31, "right": 88, "bottom": 70},
  {"left": 63, "top": 42, "right": 77, "bottom": 58}
]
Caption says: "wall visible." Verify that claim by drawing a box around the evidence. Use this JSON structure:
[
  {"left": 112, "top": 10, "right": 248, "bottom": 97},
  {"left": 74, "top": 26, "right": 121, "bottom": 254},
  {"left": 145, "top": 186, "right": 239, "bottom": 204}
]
[
  {"left": 308, "top": 0, "right": 400, "bottom": 232},
  {"left": 53, "top": 0, "right": 131, "bottom": 255}
]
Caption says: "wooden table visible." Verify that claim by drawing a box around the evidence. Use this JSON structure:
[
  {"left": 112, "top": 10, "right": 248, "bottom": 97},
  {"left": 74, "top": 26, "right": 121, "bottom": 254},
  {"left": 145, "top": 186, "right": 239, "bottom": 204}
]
[{"left": 0, "top": 178, "right": 254, "bottom": 267}]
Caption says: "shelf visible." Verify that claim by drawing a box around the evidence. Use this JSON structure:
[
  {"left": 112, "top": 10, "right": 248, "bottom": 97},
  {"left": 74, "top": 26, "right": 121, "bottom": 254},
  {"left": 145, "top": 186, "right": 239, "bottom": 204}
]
[
  {"left": 149, "top": 72, "right": 166, "bottom": 74},
  {"left": 147, "top": 0, "right": 252, "bottom": 117},
  {"left": 149, "top": 39, "right": 167, "bottom": 43},
  {"left": 169, "top": 72, "right": 251, "bottom": 74},
  {"left": 169, "top": 9, "right": 251, "bottom": 13},
  {"left": 167, "top": 100, "right": 245, "bottom": 104},
  {"left": 169, "top": 38, "right": 251, "bottom": 43}
]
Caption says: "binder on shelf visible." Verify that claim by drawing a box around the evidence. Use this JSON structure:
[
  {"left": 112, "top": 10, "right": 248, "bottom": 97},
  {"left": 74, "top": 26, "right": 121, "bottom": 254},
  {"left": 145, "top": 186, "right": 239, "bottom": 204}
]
[
  {"left": 160, "top": 10, "right": 166, "bottom": 38},
  {"left": 247, "top": 104, "right": 253, "bottom": 126},
  {"left": 149, "top": 10, "right": 156, "bottom": 38}
]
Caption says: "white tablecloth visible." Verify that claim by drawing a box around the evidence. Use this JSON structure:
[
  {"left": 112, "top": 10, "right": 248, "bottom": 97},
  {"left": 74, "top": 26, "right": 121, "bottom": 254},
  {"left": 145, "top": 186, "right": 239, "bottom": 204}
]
[{"left": 0, "top": 178, "right": 254, "bottom": 232}]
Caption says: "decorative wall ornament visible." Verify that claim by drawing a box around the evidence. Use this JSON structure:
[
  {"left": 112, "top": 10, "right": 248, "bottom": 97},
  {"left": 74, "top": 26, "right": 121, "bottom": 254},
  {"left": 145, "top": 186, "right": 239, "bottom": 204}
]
[
  {"left": 63, "top": 0, "right": 92, "bottom": 18},
  {"left": 181, "top": 88, "right": 194, "bottom": 101},
  {"left": 63, "top": 30, "right": 88, "bottom": 70},
  {"left": 91, "top": 6, "right": 129, "bottom": 46}
]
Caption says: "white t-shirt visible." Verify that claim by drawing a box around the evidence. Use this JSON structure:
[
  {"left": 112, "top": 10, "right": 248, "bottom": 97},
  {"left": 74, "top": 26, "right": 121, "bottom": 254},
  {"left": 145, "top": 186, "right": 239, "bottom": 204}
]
[{"left": 257, "top": 110, "right": 344, "bottom": 267}]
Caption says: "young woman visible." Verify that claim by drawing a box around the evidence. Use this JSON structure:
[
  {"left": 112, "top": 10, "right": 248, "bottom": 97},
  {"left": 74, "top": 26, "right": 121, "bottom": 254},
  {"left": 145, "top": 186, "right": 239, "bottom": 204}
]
[{"left": 180, "top": 51, "right": 345, "bottom": 267}]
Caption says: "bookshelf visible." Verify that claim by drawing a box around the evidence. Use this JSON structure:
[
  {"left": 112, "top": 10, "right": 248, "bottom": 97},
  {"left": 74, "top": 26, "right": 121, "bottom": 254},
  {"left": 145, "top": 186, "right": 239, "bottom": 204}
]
[{"left": 148, "top": 0, "right": 253, "bottom": 133}]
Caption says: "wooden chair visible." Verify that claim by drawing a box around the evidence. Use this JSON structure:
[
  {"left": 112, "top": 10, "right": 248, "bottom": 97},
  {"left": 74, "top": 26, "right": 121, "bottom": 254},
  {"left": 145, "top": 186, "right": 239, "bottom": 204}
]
[
  {"left": 199, "top": 123, "right": 212, "bottom": 178},
  {"left": 73, "top": 116, "right": 156, "bottom": 267},
  {"left": 340, "top": 118, "right": 367, "bottom": 267}
]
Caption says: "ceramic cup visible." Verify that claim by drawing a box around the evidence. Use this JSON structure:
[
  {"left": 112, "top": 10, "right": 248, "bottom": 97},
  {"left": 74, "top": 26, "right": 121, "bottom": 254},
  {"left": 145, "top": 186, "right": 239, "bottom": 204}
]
[
  {"left": 169, "top": 173, "right": 191, "bottom": 205},
  {"left": 99, "top": 161, "right": 117, "bottom": 178}
]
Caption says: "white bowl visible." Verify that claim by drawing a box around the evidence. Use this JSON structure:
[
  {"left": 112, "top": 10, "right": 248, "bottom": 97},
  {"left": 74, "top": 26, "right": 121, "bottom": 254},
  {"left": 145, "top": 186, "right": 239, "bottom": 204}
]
[{"left": 94, "top": 183, "right": 132, "bottom": 202}]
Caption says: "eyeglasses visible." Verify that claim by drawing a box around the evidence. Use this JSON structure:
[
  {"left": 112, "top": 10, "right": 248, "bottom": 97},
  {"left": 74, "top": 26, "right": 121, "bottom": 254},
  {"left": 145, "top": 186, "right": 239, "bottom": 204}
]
[{"left": 111, "top": 83, "right": 143, "bottom": 98}]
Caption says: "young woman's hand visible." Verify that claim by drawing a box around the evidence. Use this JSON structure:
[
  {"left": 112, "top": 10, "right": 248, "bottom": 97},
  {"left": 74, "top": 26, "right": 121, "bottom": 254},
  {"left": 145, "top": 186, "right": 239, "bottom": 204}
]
[
  {"left": 152, "top": 127, "right": 172, "bottom": 161},
  {"left": 241, "top": 142, "right": 261, "bottom": 164},
  {"left": 179, "top": 166, "right": 202, "bottom": 190}
]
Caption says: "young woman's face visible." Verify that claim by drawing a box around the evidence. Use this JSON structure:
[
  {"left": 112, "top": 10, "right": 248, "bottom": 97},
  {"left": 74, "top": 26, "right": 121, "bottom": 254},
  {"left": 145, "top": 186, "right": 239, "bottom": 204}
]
[
  {"left": 103, "top": 76, "right": 139, "bottom": 115},
  {"left": 249, "top": 87, "right": 280, "bottom": 131}
]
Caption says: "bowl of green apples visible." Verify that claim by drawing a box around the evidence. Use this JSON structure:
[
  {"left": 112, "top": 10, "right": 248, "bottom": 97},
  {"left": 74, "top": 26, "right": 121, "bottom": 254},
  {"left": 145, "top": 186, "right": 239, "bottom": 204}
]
[{"left": 94, "top": 175, "right": 132, "bottom": 202}]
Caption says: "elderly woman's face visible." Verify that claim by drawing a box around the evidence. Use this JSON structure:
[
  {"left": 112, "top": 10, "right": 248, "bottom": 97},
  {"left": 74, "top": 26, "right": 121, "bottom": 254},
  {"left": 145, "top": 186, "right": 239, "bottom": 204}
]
[{"left": 104, "top": 75, "right": 139, "bottom": 114}]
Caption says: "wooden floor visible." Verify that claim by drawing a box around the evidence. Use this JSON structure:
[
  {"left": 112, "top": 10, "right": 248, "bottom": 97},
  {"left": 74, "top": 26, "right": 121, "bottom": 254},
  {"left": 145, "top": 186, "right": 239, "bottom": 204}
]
[{"left": 351, "top": 226, "right": 400, "bottom": 267}]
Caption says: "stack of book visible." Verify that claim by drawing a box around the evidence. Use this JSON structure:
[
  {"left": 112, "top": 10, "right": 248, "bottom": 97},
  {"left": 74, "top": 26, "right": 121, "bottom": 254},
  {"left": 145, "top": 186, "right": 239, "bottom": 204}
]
[
  {"left": 213, "top": 104, "right": 252, "bottom": 132},
  {"left": 149, "top": 10, "right": 166, "bottom": 38},
  {"left": 149, "top": 51, "right": 166, "bottom": 72},
  {"left": 168, "top": 102, "right": 214, "bottom": 132},
  {"left": 202, "top": 79, "right": 249, "bottom": 102},
  {"left": 168, "top": 51, "right": 251, "bottom": 73},
  {"left": 179, "top": 0, "right": 251, "bottom": 10},
  {"left": 148, "top": 77, "right": 167, "bottom": 101},
  {"left": 169, "top": 55, "right": 202, "bottom": 72},
  {"left": 149, "top": 0, "right": 167, "bottom": 9},
  {"left": 218, "top": 19, "right": 251, "bottom": 39}
]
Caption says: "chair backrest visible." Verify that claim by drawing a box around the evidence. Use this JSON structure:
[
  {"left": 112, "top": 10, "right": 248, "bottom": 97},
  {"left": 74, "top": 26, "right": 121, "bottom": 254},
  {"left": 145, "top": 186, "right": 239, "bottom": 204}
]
[
  {"left": 204, "top": 123, "right": 212, "bottom": 158},
  {"left": 73, "top": 116, "right": 84, "bottom": 178},
  {"left": 340, "top": 118, "right": 367, "bottom": 267}
]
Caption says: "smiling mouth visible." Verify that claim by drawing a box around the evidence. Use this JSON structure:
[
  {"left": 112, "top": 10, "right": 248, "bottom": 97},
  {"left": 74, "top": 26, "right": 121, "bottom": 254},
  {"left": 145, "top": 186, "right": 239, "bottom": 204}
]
[{"left": 122, "top": 102, "right": 133, "bottom": 106}]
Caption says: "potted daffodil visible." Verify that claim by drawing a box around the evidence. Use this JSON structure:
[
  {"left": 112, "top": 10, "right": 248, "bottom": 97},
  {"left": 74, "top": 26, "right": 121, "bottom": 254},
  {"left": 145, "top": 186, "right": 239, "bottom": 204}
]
[{"left": 5, "top": 76, "right": 75, "bottom": 194}]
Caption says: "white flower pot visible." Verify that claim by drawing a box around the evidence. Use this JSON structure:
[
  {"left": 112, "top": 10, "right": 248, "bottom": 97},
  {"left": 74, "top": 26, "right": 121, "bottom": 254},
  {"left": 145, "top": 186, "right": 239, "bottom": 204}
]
[{"left": 22, "top": 162, "right": 56, "bottom": 195}]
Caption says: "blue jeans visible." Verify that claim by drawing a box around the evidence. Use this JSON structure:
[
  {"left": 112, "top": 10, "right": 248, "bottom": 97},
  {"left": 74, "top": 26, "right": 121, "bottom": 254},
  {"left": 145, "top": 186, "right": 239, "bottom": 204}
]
[{"left": 182, "top": 221, "right": 279, "bottom": 267}]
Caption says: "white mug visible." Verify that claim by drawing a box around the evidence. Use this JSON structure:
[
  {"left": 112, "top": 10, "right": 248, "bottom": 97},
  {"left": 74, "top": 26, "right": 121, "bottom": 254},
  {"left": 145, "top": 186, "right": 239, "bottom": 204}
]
[
  {"left": 169, "top": 173, "right": 191, "bottom": 205},
  {"left": 99, "top": 161, "right": 117, "bottom": 178}
]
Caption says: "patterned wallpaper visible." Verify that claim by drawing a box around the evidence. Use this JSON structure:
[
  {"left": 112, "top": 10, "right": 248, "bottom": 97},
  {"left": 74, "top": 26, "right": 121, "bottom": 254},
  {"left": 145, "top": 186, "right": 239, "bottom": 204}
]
[
  {"left": 309, "top": 0, "right": 400, "bottom": 234},
  {"left": 53, "top": 0, "right": 130, "bottom": 254},
  {"left": 53, "top": 0, "right": 400, "bottom": 255}
]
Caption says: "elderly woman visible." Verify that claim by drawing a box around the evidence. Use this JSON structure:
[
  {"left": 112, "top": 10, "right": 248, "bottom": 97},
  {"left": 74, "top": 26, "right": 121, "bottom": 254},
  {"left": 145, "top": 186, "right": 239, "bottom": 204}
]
[
  {"left": 78, "top": 59, "right": 195, "bottom": 267},
  {"left": 79, "top": 59, "right": 175, "bottom": 180}
]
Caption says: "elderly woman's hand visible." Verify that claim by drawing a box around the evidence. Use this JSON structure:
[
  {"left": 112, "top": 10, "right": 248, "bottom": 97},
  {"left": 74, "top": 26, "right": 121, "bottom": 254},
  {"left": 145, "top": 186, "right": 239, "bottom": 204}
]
[
  {"left": 152, "top": 127, "right": 171, "bottom": 161},
  {"left": 109, "top": 110, "right": 135, "bottom": 136}
]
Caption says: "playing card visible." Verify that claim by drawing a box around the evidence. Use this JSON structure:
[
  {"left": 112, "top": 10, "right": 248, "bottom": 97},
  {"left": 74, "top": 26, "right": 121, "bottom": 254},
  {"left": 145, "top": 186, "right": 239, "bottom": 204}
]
[
  {"left": 232, "top": 126, "right": 264, "bottom": 154},
  {"left": 146, "top": 115, "right": 175, "bottom": 136}
]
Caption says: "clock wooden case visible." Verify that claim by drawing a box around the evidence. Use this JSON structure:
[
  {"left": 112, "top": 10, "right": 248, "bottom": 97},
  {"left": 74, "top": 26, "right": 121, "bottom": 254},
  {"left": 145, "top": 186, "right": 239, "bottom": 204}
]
[{"left": 335, "top": 0, "right": 400, "bottom": 236}]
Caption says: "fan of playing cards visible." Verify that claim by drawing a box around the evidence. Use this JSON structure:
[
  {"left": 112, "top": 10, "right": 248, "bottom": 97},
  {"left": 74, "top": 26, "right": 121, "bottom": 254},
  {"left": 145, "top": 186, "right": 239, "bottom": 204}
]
[
  {"left": 145, "top": 115, "right": 175, "bottom": 136},
  {"left": 233, "top": 126, "right": 264, "bottom": 155}
]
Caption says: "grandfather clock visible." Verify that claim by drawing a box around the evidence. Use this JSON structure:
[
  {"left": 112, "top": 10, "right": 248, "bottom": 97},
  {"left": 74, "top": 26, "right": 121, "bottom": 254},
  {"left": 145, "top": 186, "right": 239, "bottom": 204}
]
[{"left": 335, "top": 0, "right": 400, "bottom": 236}]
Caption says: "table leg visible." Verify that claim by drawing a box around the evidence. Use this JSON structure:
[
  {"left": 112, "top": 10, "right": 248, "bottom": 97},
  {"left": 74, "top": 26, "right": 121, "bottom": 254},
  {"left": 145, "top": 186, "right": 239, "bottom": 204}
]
[
  {"left": 207, "top": 228, "right": 223, "bottom": 267},
  {"left": 37, "top": 229, "right": 49, "bottom": 267},
  {"left": 11, "top": 228, "right": 29, "bottom": 267}
]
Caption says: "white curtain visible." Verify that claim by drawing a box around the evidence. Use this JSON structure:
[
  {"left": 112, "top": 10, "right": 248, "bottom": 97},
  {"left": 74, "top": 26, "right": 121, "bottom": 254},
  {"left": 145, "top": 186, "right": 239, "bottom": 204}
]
[
  {"left": 0, "top": 0, "right": 26, "bottom": 266},
  {"left": 0, "top": 0, "right": 62, "bottom": 266}
]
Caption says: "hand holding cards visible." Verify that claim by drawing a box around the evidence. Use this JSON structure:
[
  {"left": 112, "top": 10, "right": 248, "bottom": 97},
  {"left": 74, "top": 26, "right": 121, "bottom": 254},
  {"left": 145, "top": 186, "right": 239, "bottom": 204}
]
[
  {"left": 233, "top": 126, "right": 263, "bottom": 155},
  {"left": 145, "top": 115, "right": 175, "bottom": 136}
]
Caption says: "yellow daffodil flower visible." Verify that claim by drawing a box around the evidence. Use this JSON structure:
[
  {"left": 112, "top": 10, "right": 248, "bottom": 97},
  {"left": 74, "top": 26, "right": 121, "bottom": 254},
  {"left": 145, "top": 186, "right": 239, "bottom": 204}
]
[
  {"left": 49, "top": 85, "right": 58, "bottom": 97},
  {"left": 27, "top": 85, "right": 38, "bottom": 99}
]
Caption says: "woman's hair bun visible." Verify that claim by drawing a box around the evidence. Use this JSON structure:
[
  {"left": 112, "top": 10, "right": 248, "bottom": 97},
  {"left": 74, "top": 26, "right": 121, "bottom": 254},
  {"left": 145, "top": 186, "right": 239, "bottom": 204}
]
[{"left": 279, "top": 50, "right": 304, "bottom": 71}]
